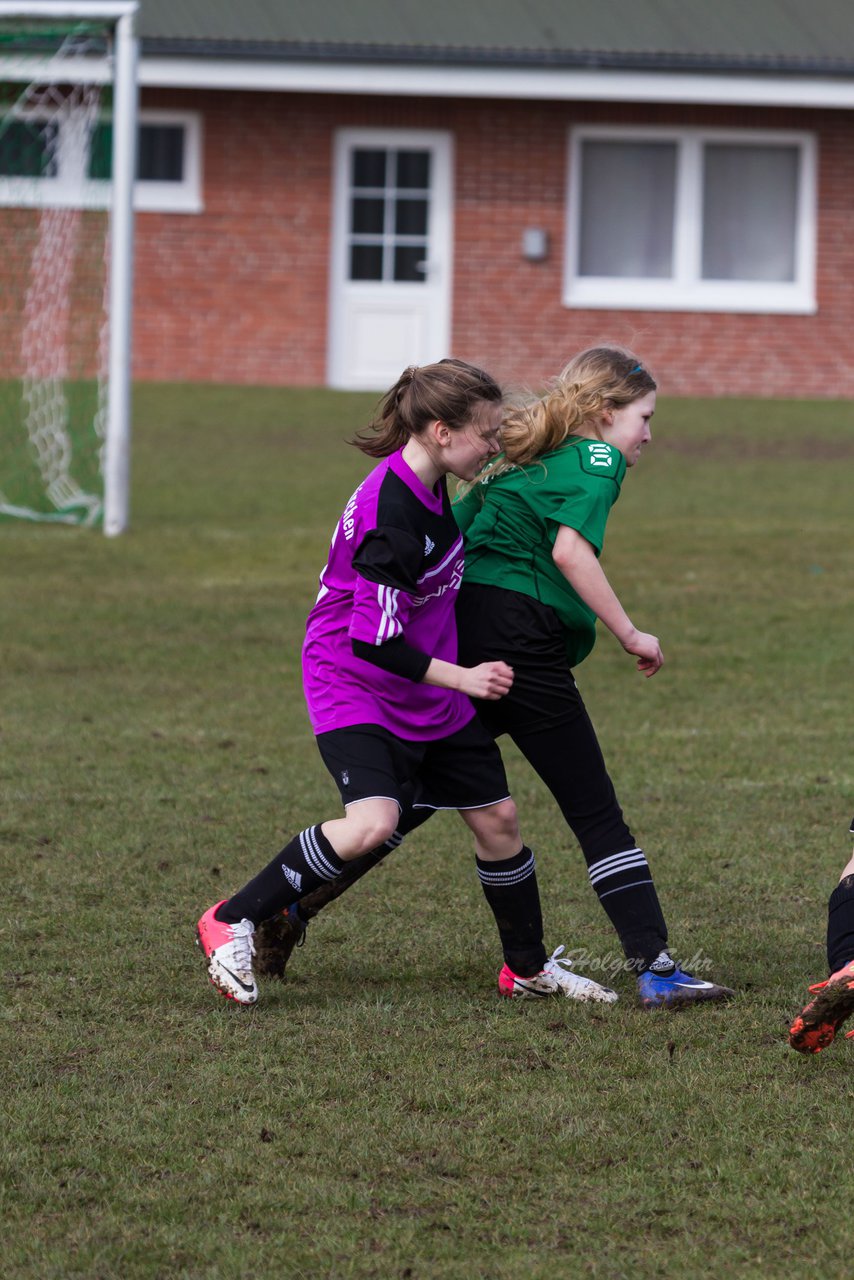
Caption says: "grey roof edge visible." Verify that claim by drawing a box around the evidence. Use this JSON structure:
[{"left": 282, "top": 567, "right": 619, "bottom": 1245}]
[{"left": 140, "top": 37, "right": 854, "bottom": 78}]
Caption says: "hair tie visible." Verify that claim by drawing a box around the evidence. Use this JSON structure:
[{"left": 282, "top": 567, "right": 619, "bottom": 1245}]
[{"left": 629, "top": 364, "right": 643, "bottom": 375}]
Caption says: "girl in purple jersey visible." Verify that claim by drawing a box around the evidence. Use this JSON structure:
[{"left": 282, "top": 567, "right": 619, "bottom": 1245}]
[{"left": 197, "top": 359, "right": 617, "bottom": 1007}]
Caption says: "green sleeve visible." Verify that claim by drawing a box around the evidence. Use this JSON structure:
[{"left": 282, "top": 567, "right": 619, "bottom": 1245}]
[
  {"left": 548, "top": 478, "right": 616, "bottom": 554},
  {"left": 545, "top": 445, "right": 623, "bottom": 554},
  {"left": 451, "top": 483, "right": 484, "bottom": 534}
]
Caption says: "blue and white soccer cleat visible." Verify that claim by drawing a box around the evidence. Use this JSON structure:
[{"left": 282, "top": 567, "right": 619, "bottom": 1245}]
[{"left": 637, "top": 952, "right": 734, "bottom": 1009}]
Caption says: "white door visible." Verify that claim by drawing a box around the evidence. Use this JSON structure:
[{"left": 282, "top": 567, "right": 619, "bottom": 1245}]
[{"left": 328, "top": 129, "right": 454, "bottom": 390}]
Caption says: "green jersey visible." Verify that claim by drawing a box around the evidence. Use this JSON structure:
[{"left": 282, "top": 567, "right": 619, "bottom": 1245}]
[{"left": 453, "top": 437, "right": 626, "bottom": 668}]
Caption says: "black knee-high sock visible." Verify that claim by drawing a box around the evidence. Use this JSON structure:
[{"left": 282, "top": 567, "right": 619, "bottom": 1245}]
[
  {"left": 585, "top": 846, "right": 669, "bottom": 971},
  {"left": 296, "top": 802, "right": 435, "bottom": 922},
  {"left": 508, "top": 723, "right": 668, "bottom": 972},
  {"left": 827, "top": 874, "right": 854, "bottom": 973},
  {"left": 217, "top": 825, "right": 346, "bottom": 926},
  {"left": 476, "top": 846, "right": 547, "bottom": 978}
]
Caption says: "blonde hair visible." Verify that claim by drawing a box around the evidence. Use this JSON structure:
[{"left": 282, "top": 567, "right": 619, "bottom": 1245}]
[
  {"left": 473, "top": 346, "right": 656, "bottom": 485},
  {"left": 352, "top": 358, "right": 502, "bottom": 458}
]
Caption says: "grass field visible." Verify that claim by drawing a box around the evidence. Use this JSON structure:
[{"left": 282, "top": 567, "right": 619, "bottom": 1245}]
[{"left": 3, "top": 384, "right": 853, "bottom": 1279}]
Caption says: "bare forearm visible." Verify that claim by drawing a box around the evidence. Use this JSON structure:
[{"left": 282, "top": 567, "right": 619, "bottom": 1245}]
[
  {"left": 553, "top": 531, "right": 635, "bottom": 644},
  {"left": 422, "top": 657, "right": 514, "bottom": 700},
  {"left": 552, "top": 525, "right": 663, "bottom": 675}
]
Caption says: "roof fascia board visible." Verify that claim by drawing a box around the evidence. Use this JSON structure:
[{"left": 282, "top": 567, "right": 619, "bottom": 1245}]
[
  {"left": 4, "top": 52, "right": 854, "bottom": 109},
  {"left": 137, "top": 58, "right": 854, "bottom": 110},
  {"left": 0, "top": 1, "right": 136, "bottom": 15}
]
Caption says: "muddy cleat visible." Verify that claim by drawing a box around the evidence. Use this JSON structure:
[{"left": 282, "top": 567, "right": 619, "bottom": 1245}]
[
  {"left": 637, "top": 952, "right": 735, "bottom": 1009},
  {"left": 788, "top": 958, "right": 854, "bottom": 1054},
  {"left": 253, "top": 904, "right": 307, "bottom": 980},
  {"left": 499, "top": 946, "right": 618, "bottom": 1003},
  {"left": 196, "top": 901, "right": 258, "bottom": 1005}
]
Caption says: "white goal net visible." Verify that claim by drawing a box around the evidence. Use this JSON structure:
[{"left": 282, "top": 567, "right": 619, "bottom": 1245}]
[{"left": 0, "top": 2, "right": 137, "bottom": 532}]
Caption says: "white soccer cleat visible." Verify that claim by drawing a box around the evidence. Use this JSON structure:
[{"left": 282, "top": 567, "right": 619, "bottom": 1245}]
[
  {"left": 498, "top": 945, "right": 618, "bottom": 1003},
  {"left": 196, "top": 901, "right": 258, "bottom": 1005}
]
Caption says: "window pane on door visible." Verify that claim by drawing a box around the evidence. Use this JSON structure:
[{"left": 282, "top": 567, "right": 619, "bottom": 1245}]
[
  {"left": 702, "top": 145, "right": 798, "bottom": 282},
  {"left": 394, "top": 245, "right": 427, "bottom": 281},
  {"left": 395, "top": 198, "right": 428, "bottom": 236},
  {"left": 350, "top": 244, "right": 384, "bottom": 280},
  {"left": 578, "top": 140, "right": 676, "bottom": 278},
  {"left": 396, "top": 150, "right": 430, "bottom": 189},
  {"left": 352, "top": 149, "right": 386, "bottom": 188},
  {"left": 351, "top": 197, "right": 385, "bottom": 235}
]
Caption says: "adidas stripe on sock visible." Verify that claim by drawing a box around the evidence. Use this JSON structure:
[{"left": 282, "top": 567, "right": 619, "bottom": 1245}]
[
  {"left": 586, "top": 846, "right": 668, "bottom": 970},
  {"left": 218, "top": 825, "right": 345, "bottom": 925}
]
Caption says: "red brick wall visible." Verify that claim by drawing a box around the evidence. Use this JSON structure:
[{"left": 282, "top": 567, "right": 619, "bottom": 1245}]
[{"left": 6, "top": 87, "right": 854, "bottom": 397}]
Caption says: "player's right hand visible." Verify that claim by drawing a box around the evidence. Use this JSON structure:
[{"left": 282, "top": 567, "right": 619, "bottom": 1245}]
[
  {"left": 622, "top": 630, "right": 663, "bottom": 677},
  {"left": 461, "top": 661, "right": 514, "bottom": 700}
]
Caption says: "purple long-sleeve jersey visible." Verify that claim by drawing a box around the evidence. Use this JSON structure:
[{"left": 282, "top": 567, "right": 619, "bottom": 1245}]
[{"left": 302, "top": 449, "right": 475, "bottom": 741}]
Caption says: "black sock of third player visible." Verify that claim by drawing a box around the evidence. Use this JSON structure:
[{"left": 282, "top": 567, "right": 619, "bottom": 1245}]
[{"left": 826, "top": 874, "right": 854, "bottom": 974}]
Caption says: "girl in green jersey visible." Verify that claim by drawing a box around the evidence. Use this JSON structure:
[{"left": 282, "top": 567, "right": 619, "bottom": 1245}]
[{"left": 257, "top": 347, "right": 735, "bottom": 1008}]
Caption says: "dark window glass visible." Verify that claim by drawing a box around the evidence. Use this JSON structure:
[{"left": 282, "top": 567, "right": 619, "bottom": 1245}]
[
  {"left": 395, "top": 150, "right": 430, "bottom": 189},
  {"left": 88, "top": 121, "right": 185, "bottom": 182},
  {"left": 138, "top": 124, "right": 184, "bottom": 182},
  {"left": 393, "top": 244, "right": 426, "bottom": 282},
  {"left": 394, "top": 198, "right": 428, "bottom": 237},
  {"left": 88, "top": 122, "right": 112, "bottom": 179},
  {"left": 0, "top": 119, "right": 56, "bottom": 177},
  {"left": 352, "top": 149, "right": 386, "bottom": 189},
  {"left": 350, "top": 243, "right": 384, "bottom": 280},
  {"left": 351, "top": 197, "right": 385, "bottom": 235}
]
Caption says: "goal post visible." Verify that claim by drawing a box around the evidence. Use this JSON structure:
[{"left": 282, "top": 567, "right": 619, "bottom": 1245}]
[{"left": 0, "top": 1, "right": 138, "bottom": 535}]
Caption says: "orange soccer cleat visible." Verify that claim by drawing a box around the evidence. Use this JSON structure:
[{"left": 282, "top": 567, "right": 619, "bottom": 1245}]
[{"left": 788, "top": 958, "right": 854, "bottom": 1054}]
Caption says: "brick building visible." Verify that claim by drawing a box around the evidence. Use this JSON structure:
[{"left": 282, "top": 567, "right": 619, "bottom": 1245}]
[{"left": 5, "top": 0, "right": 854, "bottom": 396}]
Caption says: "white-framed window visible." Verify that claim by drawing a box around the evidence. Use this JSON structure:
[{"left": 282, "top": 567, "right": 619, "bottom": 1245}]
[
  {"left": 565, "top": 126, "right": 817, "bottom": 314},
  {"left": 0, "top": 108, "right": 203, "bottom": 213}
]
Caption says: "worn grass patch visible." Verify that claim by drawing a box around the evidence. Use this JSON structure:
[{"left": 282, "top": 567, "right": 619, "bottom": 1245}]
[{"left": 2, "top": 386, "right": 853, "bottom": 1278}]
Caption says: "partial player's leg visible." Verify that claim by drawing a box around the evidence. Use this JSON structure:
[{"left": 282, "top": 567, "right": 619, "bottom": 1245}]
[{"left": 789, "top": 831, "right": 854, "bottom": 1053}]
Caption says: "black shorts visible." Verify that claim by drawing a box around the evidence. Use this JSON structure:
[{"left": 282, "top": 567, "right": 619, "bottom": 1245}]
[
  {"left": 456, "top": 582, "right": 585, "bottom": 736},
  {"left": 315, "top": 716, "right": 510, "bottom": 812}
]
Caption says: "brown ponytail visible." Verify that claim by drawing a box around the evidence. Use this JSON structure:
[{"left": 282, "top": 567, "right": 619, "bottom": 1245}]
[{"left": 352, "top": 359, "right": 502, "bottom": 458}]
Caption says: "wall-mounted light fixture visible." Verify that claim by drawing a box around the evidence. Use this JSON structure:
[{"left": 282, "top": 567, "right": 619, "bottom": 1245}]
[{"left": 521, "top": 228, "right": 549, "bottom": 261}]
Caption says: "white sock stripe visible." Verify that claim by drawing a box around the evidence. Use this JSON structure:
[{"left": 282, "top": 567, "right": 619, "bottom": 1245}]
[
  {"left": 477, "top": 854, "right": 536, "bottom": 886},
  {"left": 300, "top": 826, "right": 340, "bottom": 881},
  {"left": 587, "top": 847, "right": 644, "bottom": 877},
  {"left": 598, "top": 878, "right": 655, "bottom": 900},
  {"left": 478, "top": 868, "right": 536, "bottom": 887},
  {"left": 588, "top": 854, "right": 650, "bottom": 886}
]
